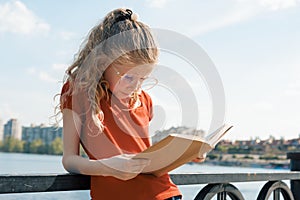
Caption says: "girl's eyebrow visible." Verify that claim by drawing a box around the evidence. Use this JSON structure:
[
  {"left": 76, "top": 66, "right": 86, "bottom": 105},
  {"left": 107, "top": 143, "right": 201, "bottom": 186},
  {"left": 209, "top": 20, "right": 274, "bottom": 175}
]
[
  {"left": 125, "top": 70, "right": 150, "bottom": 77},
  {"left": 126, "top": 74, "right": 150, "bottom": 79}
]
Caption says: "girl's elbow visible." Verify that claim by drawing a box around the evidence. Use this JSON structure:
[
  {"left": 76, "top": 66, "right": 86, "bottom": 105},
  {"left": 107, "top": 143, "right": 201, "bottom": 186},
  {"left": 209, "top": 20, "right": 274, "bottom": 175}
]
[
  {"left": 62, "top": 156, "right": 78, "bottom": 174},
  {"left": 62, "top": 156, "right": 70, "bottom": 172}
]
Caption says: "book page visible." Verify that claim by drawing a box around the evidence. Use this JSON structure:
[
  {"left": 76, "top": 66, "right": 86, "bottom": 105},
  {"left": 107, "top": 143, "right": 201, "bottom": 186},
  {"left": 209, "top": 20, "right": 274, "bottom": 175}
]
[
  {"left": 205, "top": 124, "right": 233, "bottom": 147},
  {"left": 134, "top": 134, "right": 211, "bottom": 176}
]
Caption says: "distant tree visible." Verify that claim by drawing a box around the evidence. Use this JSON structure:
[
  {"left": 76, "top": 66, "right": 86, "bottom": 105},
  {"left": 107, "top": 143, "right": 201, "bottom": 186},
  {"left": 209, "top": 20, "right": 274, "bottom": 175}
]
[
  {"left": 1, "top": 137, "right": 24, "bottom": 153},
  {"left": 2, "top": 137, "right": 13, "bottom": 152},
  {"left": 44, "top": 144, "right": 51, "bottom": 154},
  {"left": 243, "top": 155, "right": 253, "bottom": 159},
  {"left": 207, "top": 153, "right": 218, "bottom": 160},
  {"left": 50, "top": 137, "right": 63, "bottom": 155},
  {"left": 13, "top": 139, "right": 24, "bottom": 152},
  {"left": 259, "top": 154, "right": 279, "bottom": 160},
  {"left": 227, "top": 146, "right": 251, "bottom": 154},
  {"left": 215, "top": 145, "right": 228, "bottom": 153},
  {"left": 30, "top": 139, "right": 44, "bottom": 154},
  {"left": 23, "top": 141, "right": 31, "bottom": 153}
]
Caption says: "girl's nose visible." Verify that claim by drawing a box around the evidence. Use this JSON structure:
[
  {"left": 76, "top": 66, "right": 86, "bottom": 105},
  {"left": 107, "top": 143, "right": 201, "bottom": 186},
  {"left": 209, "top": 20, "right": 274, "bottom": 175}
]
[{"left": 128, "top": 79, "right": 141, "bottom": 90}]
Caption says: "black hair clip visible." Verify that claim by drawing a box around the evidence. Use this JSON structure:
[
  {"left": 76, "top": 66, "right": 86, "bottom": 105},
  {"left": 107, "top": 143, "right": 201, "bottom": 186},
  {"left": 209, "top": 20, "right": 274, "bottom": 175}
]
[
  {"left": 114, "top": 9, "right": 133, "bottom": 24},
  {"left": 125, "top": 9, "right": 133, "bottom": 17}
]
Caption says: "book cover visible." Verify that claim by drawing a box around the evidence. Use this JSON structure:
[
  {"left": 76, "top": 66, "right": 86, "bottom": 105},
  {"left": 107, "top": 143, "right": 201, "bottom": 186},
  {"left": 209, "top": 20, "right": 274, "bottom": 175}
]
[{"left": 134, "top": 124, "right": 233, "bottom": 177}]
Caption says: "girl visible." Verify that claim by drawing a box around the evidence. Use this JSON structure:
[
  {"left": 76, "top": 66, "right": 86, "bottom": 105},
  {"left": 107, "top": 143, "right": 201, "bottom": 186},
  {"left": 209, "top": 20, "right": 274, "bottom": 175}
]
[{"left": 58, "top": 8, "right": 182, "bottom": 200}]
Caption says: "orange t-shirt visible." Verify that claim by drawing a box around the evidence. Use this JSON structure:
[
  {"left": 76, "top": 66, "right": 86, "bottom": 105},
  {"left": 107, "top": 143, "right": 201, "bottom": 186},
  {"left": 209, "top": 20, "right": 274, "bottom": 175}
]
[{"left": 61, "top": 82, "right": 181, "bottom": 200}]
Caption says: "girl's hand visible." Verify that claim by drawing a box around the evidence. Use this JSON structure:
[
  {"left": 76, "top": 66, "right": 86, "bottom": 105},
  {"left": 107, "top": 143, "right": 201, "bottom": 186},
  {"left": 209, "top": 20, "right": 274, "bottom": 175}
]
[
  {"left": 99, "top": 154, "right": 150, "bottom": 181},
  {"left": 192, "top": 153, "right": 207, "bottom": 163}
]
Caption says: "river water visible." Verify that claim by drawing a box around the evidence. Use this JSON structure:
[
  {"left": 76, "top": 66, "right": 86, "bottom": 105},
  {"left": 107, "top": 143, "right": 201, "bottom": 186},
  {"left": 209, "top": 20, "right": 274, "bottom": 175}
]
[{"left": 0, "top": 152, "right": 289, "bottom": 200}]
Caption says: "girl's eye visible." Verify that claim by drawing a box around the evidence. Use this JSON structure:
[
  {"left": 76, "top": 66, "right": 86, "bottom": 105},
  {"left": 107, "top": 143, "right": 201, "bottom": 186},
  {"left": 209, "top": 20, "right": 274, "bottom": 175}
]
[{"left": 123, "top": 74, "right": 135, "bottom": 82}]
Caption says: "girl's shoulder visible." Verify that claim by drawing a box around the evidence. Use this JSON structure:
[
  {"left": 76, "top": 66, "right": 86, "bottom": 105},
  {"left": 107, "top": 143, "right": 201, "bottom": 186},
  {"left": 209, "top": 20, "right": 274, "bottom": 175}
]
[
  {"left": 60, "top": 81, "right": 74, "bottom": 110},
  {"left": 139, "top": 90, "right": 152, "bottom": 102},
  {"left": 61, "top": 81, "right": 70, "bottom": 94}
]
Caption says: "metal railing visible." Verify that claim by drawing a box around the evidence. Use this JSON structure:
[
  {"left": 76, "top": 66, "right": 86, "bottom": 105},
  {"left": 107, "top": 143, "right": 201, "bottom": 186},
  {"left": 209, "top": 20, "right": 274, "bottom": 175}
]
[{"left": 0, "top": 152, "right": 299, "bottom": 200}]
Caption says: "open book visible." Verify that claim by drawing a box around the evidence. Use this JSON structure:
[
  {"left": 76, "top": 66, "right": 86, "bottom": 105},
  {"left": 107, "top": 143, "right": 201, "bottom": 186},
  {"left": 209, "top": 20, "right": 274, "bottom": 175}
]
[{"left": 134, "top": 124, "right": 233, "bottom": 177}]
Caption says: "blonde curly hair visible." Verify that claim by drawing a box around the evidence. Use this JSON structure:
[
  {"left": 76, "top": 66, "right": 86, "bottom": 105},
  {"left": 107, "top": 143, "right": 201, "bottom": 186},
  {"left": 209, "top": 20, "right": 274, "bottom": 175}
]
[{"left": 56, "top": 8, "right": 159, "bottom": 131}]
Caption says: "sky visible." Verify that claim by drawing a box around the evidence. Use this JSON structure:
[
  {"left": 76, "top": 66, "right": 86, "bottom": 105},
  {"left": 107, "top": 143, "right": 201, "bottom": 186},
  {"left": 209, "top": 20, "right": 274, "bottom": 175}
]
[{"left": 0, "top": 0, "right": 299, "bottom": 140}]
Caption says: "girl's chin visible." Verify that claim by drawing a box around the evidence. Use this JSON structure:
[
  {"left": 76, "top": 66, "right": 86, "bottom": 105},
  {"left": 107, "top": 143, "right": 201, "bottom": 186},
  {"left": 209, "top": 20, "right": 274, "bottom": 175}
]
[{"left": 114, "top": 91, "right": 131, "bottom": 100}]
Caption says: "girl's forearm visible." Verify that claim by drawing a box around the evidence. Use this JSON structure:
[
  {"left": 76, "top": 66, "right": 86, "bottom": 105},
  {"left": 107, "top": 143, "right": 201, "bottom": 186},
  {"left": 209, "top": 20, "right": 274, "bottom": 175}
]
[
  {"left": 62, "top": 154, "right": 150, "bottom": 181},
  {"left": 62, "top": 155, "right": 110, "bottom": 176}
]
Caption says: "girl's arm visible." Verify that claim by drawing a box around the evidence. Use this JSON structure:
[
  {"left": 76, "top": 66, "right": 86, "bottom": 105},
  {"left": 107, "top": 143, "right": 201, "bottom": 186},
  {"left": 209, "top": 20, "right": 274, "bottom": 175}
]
[{"left": 61, "top": 109, "right": 150, "bottom": 180}]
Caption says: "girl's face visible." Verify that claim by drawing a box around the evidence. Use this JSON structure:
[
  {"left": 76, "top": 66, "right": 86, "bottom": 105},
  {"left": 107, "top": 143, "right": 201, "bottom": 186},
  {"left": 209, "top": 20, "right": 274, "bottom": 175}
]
[{"left": 104, "top": 63, "right": 155, "bottom": 100}]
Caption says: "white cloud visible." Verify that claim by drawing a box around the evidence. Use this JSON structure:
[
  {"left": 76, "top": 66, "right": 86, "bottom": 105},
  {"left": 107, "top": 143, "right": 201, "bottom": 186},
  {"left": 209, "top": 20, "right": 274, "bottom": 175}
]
[
  {"left": 282, "top": 64, "right": 300, "bottom": 97},
  {"left": 252, "top": 101, "right": 274, "bottom": 111},
  {"left": 146, "top": 0, "right": 169, "bottom": 8},
  {"left": 199, "top": 0, "right": 298, "bottom": 35},
  {"left": 52, "top": 63, "right": 68, "bottom": 71},
  {"left": 0, "top": 1, "right": 50, "bottom": 35},
  {"left": 0, "top": 103, "right": 20, "bottom": 121},
  {"left": 258, "top": 0, "right": 298, "bottom": 10},
  {"left": 59, "top": 31, "right": 77, "bottom": 40},
  {"left": 26, "top": 64, "right": 66, "bottom": 83},
  {"left": 38, "top": 71, "right": 57, "bottom": 83},
  {"left": 285, "top": 80, "right": 300, "bottom": 96},
  {"left": 55, "top": 49, "right": 75, "bottom": 57},
  {"left": 156, "top": 0, "right": 299, "bottom": 37},
  {"left": 187, "top": 6, "right": 260, "bottom": 37},
  {"left": 27, "top": 67, "right": 37, "bottom": 75}
]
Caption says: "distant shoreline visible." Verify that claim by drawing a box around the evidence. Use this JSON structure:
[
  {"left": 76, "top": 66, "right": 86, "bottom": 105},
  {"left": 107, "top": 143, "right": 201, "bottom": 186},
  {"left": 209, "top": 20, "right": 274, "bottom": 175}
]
[
  {"left": 204, "top": 160, "right": 289, "bottom": 170},
  {"left": 204, "top": 153, "right": 290, "bottom": 170}
]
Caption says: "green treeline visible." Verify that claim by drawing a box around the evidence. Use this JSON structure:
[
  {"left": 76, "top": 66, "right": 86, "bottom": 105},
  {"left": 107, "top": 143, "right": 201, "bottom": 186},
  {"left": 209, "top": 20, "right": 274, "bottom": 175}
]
[{"left": 0, "top": 137, "right": 63, "bottom": 155}]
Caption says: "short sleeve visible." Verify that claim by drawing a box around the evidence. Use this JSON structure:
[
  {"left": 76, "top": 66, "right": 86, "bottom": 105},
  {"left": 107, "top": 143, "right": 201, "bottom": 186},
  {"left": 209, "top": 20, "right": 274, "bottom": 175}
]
[
  {"left": 60, "top": 81, "right": 89, "bottom": 116},
  {"left": 60, "top": 81, "right": 72, "bottom": 110}
]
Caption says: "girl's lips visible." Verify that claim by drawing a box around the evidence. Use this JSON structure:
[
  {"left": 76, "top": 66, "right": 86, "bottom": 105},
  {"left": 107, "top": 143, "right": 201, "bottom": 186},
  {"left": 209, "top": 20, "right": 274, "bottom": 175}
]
[{"left": 114, "top": 91, "right": 131, "bottom": 99}]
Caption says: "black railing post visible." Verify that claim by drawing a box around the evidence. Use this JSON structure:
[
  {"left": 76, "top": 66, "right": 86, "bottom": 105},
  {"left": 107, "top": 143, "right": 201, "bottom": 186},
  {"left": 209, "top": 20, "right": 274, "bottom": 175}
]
[{"left": 287, "top": 152, "right": 300, "bottom": 200}]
